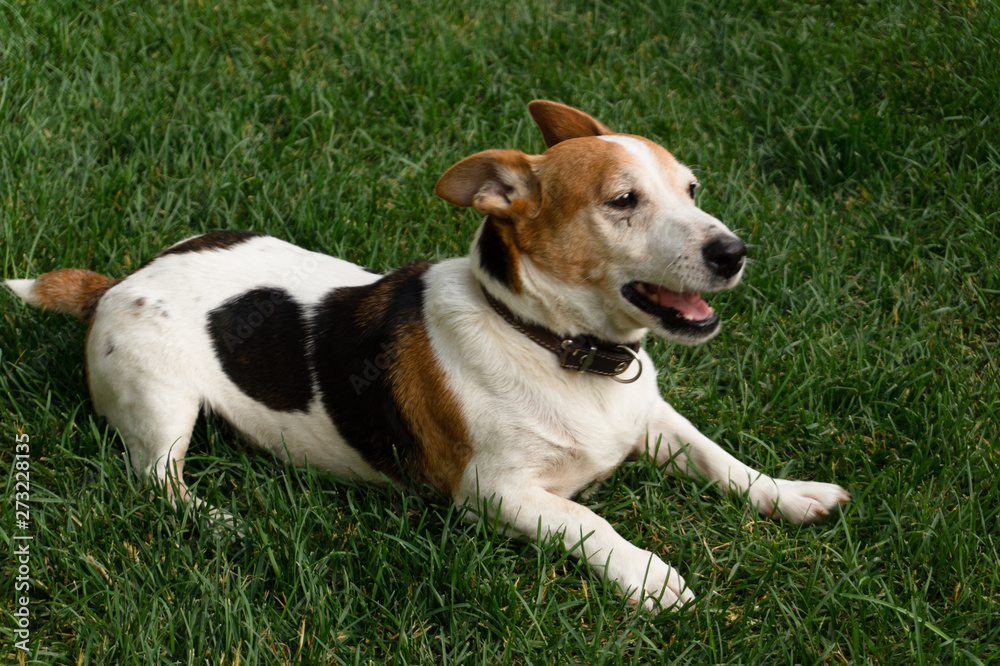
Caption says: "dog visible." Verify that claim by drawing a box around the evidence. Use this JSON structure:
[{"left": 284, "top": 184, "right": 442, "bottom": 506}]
[{"left": 6, "top": 101, "right": 850, "bottom": 610}]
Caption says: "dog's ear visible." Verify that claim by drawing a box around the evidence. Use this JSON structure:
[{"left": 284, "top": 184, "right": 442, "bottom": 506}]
[
  {"left": 528, "top": 100, "right": 614, "bottom": 148},
  {"left": 435, "top": 149, "right": 540, "bottom": 220}
]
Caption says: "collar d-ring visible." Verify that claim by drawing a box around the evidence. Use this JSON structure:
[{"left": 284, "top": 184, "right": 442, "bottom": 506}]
[{"left": 612, "top": 345, "right": 643, "bottom": 384}]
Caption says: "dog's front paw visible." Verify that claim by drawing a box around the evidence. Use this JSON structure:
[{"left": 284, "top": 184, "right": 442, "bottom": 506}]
[
  {"left": 614, "top": 548, "right": 695, "bottom": 612},
  {"left": 753, "top": 478, "right": 851, "bottom": 525}
]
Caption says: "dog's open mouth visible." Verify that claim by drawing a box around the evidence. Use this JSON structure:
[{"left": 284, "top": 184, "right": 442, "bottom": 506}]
[{"left": 622, "top": 281, "right": 720, "bottom": 335}]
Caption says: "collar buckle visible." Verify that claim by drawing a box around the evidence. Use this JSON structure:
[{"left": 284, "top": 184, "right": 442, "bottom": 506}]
[
  {"left": 560, "top": 338, "right": 598, "bottom": 373},
  {"left": 484, "top": 285, "right": 642, "bottom": 379}
]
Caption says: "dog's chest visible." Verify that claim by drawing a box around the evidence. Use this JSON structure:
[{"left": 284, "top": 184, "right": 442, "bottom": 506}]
[
  {"left": 534, "top": 388, "right": 649, "bottom": 497},
  {"left": 463, "top": 372, "right": 652, "bottom": 499},
  {"left": 421, "top": 260, "right": 659, "bottom": 499}
]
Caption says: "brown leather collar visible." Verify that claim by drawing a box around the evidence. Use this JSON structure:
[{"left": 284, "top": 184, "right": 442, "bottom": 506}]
[{"left": 481, "top": 286, "right": 642, "bottom": 380}]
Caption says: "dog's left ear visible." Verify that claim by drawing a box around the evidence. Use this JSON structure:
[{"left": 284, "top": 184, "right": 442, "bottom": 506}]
[
  {"left": 435, "top": 149, "right": 540, "bottom": 220},
  {"left": 528, "top": 100, "right": 614, "bottom": 148}
]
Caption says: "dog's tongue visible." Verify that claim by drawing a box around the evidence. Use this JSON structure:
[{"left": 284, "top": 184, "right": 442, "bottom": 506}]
[{"left": 657, "top": 287, "right": 715, "bottom": 321}]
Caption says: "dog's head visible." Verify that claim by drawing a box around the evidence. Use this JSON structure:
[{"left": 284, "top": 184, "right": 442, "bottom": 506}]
[{"left": 436, "top": 100, "right": 745, "bottom": 346}]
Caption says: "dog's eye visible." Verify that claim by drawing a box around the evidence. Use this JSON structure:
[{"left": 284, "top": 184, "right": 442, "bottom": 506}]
[
  {"left": 688, "top": 182, "right": 698, "bottom": 200},
  {"left": 608, "top": 191, "right": 638, "bottom": 210}
]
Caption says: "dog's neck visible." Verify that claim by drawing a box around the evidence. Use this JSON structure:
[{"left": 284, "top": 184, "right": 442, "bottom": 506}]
[
  {"left": 478, "top": 282, "right": 642, "bottom": 378},
  {"left": 470, "top": 240, "right": 647, "bottom": 346}
]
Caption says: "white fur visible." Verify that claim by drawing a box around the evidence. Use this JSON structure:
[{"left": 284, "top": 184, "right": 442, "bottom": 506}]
[{"left": 5, "top": 279, "right": 37, "bottom": 305}]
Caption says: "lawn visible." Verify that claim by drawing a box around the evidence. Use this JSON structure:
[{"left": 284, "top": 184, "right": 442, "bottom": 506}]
[{"left": 2, "top": 0, "right": 998, "bottom": 663}]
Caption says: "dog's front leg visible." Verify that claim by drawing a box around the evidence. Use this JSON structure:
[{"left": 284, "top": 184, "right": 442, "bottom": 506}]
[
  {"left": 468, "top": 485, "right": 694, "bottom": 611},
  {"left": 645, "top": 401, "right": 850, "bottom": 525}
]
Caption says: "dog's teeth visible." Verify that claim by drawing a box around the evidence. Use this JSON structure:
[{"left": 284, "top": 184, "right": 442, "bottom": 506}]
[
  {"left": 635, "top": 283, "right": 659, "bottom": 303},
  {"left": 681, "top": 313, "right": 694, "bottom": 321}
]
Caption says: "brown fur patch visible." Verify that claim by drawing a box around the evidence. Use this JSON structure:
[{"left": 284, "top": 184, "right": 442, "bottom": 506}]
[
  {"left": 351, "top": 263, "right": 429, "bottom": 329},
  {"left": 30, "top": 269, "right": 119, "bottom": 322},
  {"left": 514, "top": 134, "right": 694, "bottom": 291},
  {"left": 312, "top": 263, "right": 472, "bottom": 496},
  {"left": 389, "top": 320, "right": 472, "bottom": 495},
  {"left": 514, "top": 139, "right": 629, "bottom": 286}
]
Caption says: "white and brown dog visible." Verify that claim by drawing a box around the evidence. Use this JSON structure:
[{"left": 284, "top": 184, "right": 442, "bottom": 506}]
[{"left": 6, "top": 101, "right": 849, "bottom": 610}]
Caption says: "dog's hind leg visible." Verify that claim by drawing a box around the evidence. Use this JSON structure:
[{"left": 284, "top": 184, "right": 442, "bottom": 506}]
[
  {"left": 93, "top": 378, "right": 240, "bottom": 535},
  {"left": 95, "top": 381, "right": 200, "bottom": 503},
  {"left": 104, "top": 391, "right": 238, "bottom": 528},
  {"left": 87, "top": 340, "right": 236, "bottom": 525}
]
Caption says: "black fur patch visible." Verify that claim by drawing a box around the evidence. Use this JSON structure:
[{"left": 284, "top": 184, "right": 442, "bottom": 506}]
[
  {"left": 311, "top": 262, "right": 431, "bottom": 482},
  {"left": 476, "top": 217, "right": 518, "bottom": 290},
  {"left": 207, "top": 287, "right": 313, "bottom": 412},
  {"left": 140, "top": 230, "right": 263, "bottom": 270}
]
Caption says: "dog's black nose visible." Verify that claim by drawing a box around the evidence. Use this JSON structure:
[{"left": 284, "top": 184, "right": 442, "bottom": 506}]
[{"left": 702, "top": 237, "right": 746, "bottom": 279}]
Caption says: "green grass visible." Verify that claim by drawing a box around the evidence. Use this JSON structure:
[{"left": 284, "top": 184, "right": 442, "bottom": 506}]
[{"left": 2, "top": 0, "right": 998, "bottom": 662}]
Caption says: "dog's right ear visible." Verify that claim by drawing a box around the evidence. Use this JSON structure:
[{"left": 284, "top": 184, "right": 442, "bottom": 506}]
[
  {"left": 528, "top": 100, "right": 614, "bottom": 148},
  {"left": 435, "top": 150, "right": 540, "bottom": 221}
]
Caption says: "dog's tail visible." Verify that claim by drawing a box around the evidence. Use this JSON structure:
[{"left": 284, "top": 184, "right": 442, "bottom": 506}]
[{"left": 6, "top": 269, "right": 119, "bottom": 323}]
